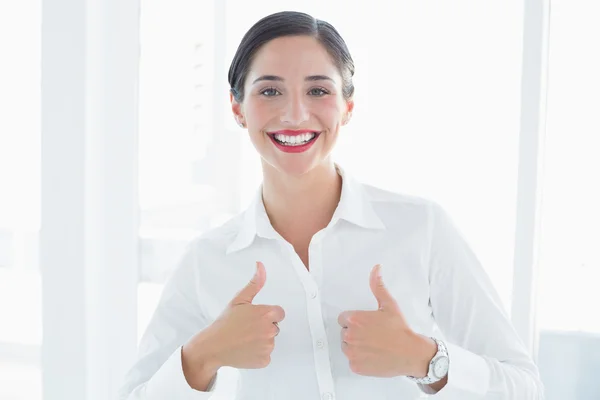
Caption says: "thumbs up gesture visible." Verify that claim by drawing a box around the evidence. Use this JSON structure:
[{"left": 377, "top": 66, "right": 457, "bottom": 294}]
[
  {"left": 337, "top": 265, "right": 437, "bottom": 378},
  {"left": 208, "top": 261, "right": 285, "bottom": 367},
  {"left": 183, "top": 262, "right": 285, "bottom": 389}
]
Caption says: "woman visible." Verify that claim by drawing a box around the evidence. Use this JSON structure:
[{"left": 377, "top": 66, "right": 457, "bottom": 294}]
[{"left": 120, "top": 11, "right": 544, "bottom": 399}]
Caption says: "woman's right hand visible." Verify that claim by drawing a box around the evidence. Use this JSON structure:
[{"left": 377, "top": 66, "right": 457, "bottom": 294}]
[{"left": 182, "top": 261, "right": 285, "bottom": 389}]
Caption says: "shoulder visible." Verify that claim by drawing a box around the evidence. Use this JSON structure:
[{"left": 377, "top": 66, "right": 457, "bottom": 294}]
[
  {"left": 155, "top": 214, "right": 249, "bottom": 292},
  {"left": 360, "top": 181, "right": 439, "bottom": 227},
  {"left": 183, "top": 213, "right": 245, "bottom": 255},
  {"left": 362, "top": 182, "right": 434, "bottom": 208},
  {"left": 167, "top": 213, "right": 246, "bottom": 277}
]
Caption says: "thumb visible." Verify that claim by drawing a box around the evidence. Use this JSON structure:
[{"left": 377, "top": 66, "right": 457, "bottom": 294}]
[
  {"left": 231, "top": 261, "right": 266, "bottom": 305},
  {"left": 369, "top": 264, "right": 400, "bottom": 312}
]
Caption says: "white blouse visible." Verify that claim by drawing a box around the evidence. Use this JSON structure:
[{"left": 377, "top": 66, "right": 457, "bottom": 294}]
[{"left": 120, "top": 164, "right": 543, "bottom": 399}]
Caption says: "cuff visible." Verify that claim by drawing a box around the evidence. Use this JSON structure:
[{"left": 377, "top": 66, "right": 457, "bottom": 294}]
[
  {"left": 144, "top": 346, "right": 220, "bottom": 399},
  {"left": 418, "top": 342, "right": 490, "bottom": 398}
]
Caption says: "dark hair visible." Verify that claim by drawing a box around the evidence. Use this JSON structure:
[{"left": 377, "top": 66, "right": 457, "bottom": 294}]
[{"left": 228, "top": 11, "right": 355, "bottom": 103}]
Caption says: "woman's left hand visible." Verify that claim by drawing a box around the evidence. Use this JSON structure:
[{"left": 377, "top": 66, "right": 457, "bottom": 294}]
[{"left": 337, "top": 264, "right": 437, "bottom": 378}]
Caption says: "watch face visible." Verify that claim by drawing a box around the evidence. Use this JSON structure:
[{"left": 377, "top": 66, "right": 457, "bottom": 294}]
[{"left": 433, "top": 356, "right": 449, "bottom": 379}]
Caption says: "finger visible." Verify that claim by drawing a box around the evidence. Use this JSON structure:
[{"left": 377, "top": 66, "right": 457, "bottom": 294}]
[
  {"left": 340, "top": 327, "right": 352, "bottom": 355},
  {"left": 337, "top": 310, "right": 353, "bottom": 327},
  {"left": 230, "top": 261, "right": 266, "bottom": 305},
  {"left": 340, "top": 326, "right": 348, "bottom": 342},
  {"left": 369, "top": 264, "right": 399, "bottom": 312},
  {"left": 263, "top": 305, "right": 285, "bottom": 323},
  {"left": 254, "top": 304, "right": 285, "bottom": 322}
]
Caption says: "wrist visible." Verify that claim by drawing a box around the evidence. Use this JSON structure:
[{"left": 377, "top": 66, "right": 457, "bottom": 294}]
[
  {"left": 410, "top": 334, "right": 438, "bottom": 378},
  {"left": 182, "top": 334, "right": 222, "bottom": 390}
]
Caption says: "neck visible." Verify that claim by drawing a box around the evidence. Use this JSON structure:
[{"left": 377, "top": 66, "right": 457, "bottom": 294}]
[{"left": 261, "top": 160, "right": 342, "bottom": 237}]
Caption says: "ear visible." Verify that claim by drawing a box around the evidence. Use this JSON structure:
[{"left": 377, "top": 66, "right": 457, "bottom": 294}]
[
  {"left": 342, "top": 99, "right": 354, "bottom": 125},
  {"left": 230, "top": 91, "right": 245, "bottom": 127}
]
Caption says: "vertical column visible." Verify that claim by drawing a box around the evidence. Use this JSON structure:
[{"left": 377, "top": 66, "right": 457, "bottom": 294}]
[
  {"left": 41, "top": 0, "right": 140, "bottom": 398},
  {"left": 511, "top": 0, "right": 551, "bottom": 356}
]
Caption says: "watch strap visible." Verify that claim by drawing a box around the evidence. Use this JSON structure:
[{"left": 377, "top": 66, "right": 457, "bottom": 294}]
[{"left": 406, "top": 337, "right": 449, "bottom": 385}]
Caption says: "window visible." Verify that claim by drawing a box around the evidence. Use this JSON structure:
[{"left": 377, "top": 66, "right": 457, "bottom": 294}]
[
  {"left": 137, "top": 0, "right": 227, "bottom": 339},
  {"left": 0, "top": 1, "right": 43, "bottom": 399},
  {"left": 535, "top": 1, "right": 600, "bottom": 397}
]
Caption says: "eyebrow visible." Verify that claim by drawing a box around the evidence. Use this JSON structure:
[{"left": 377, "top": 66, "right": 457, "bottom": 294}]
[{"left": 251, "top": 75, "right": 335, "bottom": 84}]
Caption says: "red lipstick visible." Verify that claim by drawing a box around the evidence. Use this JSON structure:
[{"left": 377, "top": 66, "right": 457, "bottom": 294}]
[{"left": 267, "top": 130, "right": 321, "bottom": 154}]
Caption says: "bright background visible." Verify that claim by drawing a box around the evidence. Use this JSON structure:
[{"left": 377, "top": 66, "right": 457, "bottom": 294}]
[{"left": 0, "top": 0, "right": 598, "bottom": 399}]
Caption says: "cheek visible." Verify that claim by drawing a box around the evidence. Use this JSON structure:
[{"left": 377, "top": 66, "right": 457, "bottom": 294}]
[
  {"left": 244, "top": 101, "right": 270, "bottom": 124},
  {"left": 313, "top": 97, "right": 345, "bottom": 121}
]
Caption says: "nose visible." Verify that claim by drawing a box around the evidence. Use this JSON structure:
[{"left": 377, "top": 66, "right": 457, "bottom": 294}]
[{"left": 280, "top": 93, "right": 309, "bottom": 125}]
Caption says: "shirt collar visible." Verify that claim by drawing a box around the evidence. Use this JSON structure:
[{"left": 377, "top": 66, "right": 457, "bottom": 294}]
[{"left": 226, "top": 163, "right": 386, "bottom": 254}]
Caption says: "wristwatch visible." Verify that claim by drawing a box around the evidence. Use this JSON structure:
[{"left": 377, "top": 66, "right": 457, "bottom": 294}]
[{"left": 406, "top": 337, "right": 449, "bottom": 385}]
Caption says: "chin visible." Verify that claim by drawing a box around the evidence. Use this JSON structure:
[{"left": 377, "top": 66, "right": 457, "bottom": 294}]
[
  {"left": 278, "top": 159, "right": 317, "bottom": 177},
  {"left": 266, "top": 156, "right": 323, "bottom": 177}
]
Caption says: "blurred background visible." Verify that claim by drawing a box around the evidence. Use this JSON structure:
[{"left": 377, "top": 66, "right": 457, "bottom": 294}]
[{"left": 0, "top": 0, "right": 598, "bottom": 399}]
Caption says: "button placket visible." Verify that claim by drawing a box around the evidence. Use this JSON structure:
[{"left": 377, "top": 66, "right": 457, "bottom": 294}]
[{"left": 305, "top": 231, "right": 336, "bottom": 399}]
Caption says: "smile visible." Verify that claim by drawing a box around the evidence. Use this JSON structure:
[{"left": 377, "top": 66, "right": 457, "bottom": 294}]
[{"left": 267, "top": 130, "right": 321, "bottom": 154}]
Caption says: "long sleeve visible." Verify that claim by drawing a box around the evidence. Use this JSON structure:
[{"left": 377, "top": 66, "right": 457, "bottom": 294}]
[
  {"left": 119, "top": 242, "right": 221, "bottom": 400},
  {"left": 424, "top": 202, "right": 544, "bottom": 399}
]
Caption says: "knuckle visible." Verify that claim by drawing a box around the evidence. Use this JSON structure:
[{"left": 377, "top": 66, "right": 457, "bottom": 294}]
[
  {"left": 341, "top": 344, "right": 349, "bottom": 357},
  {"left": 264, "top": 325, "right": 276, "bottom": 338},
  {"left": 342, "top": 314, "right": 361, "bottom": 328},
  {"left": 349, "top": 361, "right": 361, "bottom": 374},
  {"left": 344, "top": 347, "right": 354, "bottom": 360},
  {"left": 267, "top": 306, "right": 284, "bottom": 321},
  {"left": 342, "top": 330, "right": 352, "bottom": 343},
  {"left": 349, "top": 313, "right": 364, "bottom": 325},
  {"left": 262, "top": 329, "right": 271, "bottom": 339},
  {"left": 276, "top": 306, "right": 285, "bottom": 320},
  {"left": 261, "top": 355, "right": 271, "bottom": 367}
]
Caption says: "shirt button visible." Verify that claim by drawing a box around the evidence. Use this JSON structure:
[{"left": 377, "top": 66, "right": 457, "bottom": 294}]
[
  {"left": 322, "top": 392, "right": 333, "bottom": 400},
  {"left": 316, "top": 340, "right": 324, "bottom": 349},
  {"left": 310, "top": 290, "right": 318, "bottom": 299}
]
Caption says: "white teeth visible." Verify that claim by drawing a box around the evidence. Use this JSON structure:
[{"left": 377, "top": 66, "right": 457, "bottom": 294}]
[{"left": 273, "top": 132, "right": 317, "bottom": 146}]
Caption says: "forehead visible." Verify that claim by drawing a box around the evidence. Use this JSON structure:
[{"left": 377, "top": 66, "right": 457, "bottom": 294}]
[{"left": 247, "top": 35, "right": 340, "bottom": 81}]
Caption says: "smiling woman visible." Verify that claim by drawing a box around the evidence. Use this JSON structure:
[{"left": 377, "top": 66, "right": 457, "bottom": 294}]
[{"left": 120, "top": 10, "right": 544, "bottom": 400}]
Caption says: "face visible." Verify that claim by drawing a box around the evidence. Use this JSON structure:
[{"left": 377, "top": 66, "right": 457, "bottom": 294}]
[{"left": 231, "top": 35, "right": 354, "bottom": 177}]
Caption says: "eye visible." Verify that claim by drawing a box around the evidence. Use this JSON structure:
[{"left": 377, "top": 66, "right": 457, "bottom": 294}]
[
  {"left": 260, "top": 87, "right": 281, "bottom": 97},
  {"left": 309, "top": 87, "right": 329, "bottom": 96}
]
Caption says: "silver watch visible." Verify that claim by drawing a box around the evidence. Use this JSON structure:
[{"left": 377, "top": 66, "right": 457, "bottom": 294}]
[{"left": 406, "top": 337, "right": 449, "bottom": 385}]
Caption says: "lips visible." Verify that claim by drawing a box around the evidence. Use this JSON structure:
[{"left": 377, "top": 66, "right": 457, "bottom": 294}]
[{"left": 267, "top": 130, "right": 321, "bottom": 154}]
